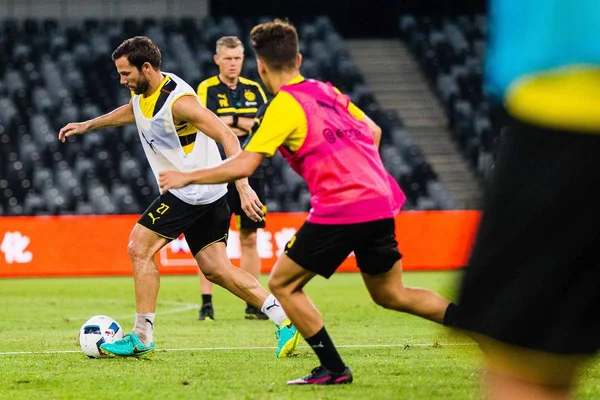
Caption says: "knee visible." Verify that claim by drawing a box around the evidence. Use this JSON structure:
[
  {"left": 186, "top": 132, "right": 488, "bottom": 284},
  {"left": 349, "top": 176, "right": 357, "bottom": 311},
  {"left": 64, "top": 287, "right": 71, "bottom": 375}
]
[
  {"left": 127, "top": 240, "right": 151, "bottom": 264},
  {"left": 199, "top": 264, "right": 226, "bottom": 285},
  {"left": 127, "top": 239, "right": 159, "bottom": 277},
  {"left": 268, "top": 273, "right": 304, "bottom": 299},
  {"left": 267, "top": 274, "right": 285, "bottom": 297},
  {"left": 240, "top": 230, "right": 257, "bottom": 248}
]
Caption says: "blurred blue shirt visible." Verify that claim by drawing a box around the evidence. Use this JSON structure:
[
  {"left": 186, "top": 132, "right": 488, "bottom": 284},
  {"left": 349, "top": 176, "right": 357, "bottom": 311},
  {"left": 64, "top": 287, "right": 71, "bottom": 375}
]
[{"left": 485, "top": 0, "right": 600, "bottom": 100}]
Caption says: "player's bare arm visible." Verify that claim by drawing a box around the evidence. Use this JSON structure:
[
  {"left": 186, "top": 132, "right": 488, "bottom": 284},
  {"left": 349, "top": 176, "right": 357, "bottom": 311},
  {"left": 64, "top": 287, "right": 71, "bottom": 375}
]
[
  {"left": 172, "top": 95, "right": 244, "bottom": 161},
  {"left": 171, "top": 95, "right": 264, "bottom": 221},
  {"left": 58, "top": 101, "right": 135, "bottom": 143},
  {"left": 159, "top": 150, "right": 264, "bottom": 191}
]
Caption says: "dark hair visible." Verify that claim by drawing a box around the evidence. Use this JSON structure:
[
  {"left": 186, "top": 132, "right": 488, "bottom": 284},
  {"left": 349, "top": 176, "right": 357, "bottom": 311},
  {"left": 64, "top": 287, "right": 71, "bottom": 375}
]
[
  {"left": 249, "top": 19, "right": 299, "bottom": 71},
  {"left": 111, "top": 36, "right": 161, "bottom": 70}
]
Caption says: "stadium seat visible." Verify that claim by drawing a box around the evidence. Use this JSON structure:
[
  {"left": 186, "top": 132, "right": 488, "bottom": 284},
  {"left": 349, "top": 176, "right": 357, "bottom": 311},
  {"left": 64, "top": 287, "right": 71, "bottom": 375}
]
[{"left": 399, "top": 14, "right": 497, "bottom": 182}]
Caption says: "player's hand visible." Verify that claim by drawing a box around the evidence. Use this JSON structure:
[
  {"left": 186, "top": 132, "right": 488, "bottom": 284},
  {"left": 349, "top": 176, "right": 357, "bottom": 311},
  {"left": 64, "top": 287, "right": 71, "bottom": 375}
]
[
  {"left": 58, "top": 121, "right": 90, "bottom": 143},
  {"left": 159, "top": 170, "right": 189, "bottom": 193},
  {"left": 237, "top": 184, "right": 264, "bottom": 222}
]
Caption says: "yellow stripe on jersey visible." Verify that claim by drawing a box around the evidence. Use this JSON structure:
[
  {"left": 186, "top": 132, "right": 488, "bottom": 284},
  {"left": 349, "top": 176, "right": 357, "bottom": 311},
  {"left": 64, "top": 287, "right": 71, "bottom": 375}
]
[
  {"left": 506, "top": 66, "right": 600, "bottom": 133},
  {"left": 216, "top": 107, "right": 259, "bottom": 114},
  {"left": 196, "top": 76, "right": 220, "bottom": 106},
  {"left": 244, "top": 75, "right": 368, "bottom": 157},
  {"left": 138, "top": 75, "right": 171, "bottom": 119}
]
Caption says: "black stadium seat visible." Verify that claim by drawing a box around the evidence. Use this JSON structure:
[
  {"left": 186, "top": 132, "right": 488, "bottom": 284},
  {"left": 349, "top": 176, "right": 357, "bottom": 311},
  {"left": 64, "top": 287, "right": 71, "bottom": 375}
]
[{"left": 399, "top": 14, "right": 498, "bottom": 182}]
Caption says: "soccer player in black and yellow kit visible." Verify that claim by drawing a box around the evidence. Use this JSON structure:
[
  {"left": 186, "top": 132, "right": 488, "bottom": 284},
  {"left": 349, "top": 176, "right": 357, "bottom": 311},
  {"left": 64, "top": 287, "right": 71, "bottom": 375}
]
[
  {"left": 58, "top": 36, "right": 300, "bottom": 359},
  {"left": 196, "top": 36, "right": 268, "bottom": 321}
]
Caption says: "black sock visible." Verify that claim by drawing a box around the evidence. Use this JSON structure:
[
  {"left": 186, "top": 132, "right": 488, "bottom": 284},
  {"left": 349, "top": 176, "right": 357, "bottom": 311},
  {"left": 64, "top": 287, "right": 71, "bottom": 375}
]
[
  {"left": 443, "top": 302, "right": 459, "bottom": 327},
  {"left": 202, "top": 294, "right": 212, "bottom": 306},
  {"left": 305, "top": 326, "right": 346, "bottom": 374}
]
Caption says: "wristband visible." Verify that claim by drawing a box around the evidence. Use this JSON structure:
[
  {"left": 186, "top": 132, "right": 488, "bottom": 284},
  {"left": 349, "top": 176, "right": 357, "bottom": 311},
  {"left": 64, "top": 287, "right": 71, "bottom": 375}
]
[{"left": 232, "top": 114, "right": 239, "bottom": 128}]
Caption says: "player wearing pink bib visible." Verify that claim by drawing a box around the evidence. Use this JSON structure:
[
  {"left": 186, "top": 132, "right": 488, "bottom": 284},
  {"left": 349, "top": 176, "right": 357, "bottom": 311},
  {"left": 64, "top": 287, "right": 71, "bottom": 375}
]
[
  {"left": 278, "top": 78, "right": 405, "bottom": 224},
  {"left": 159, "top": 19, "right": 459, "bottom": 385}
]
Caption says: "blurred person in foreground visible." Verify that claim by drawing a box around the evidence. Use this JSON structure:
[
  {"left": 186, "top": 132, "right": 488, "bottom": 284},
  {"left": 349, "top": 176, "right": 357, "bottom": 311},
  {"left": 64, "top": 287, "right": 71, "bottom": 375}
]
[
  {"left": 159, "top": 19, "right": 459, "bottom": 385},
  {"left": 456, "top": 1, "right": 600, "bottom": 399},
  {"left": 196, "top": 36, "right": 269, "bottom": 322},
  {"left": 58, "top": 36, "right": 300, "bottom": 359}
]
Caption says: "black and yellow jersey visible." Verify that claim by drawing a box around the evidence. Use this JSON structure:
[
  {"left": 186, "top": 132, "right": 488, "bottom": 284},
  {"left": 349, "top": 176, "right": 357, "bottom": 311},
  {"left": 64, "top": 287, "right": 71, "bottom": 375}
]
[
  {"left": 244, "top": 75, "right": 366, "bottom": 157},
  {"left": 197, "top": 75, "right": 268, "bottom": 177},
  {"left": 135, "top": 74, "right": 198, "bottom": 155},
  {"left": 197, "top": 75, "right": 267, "bottom": 131}
]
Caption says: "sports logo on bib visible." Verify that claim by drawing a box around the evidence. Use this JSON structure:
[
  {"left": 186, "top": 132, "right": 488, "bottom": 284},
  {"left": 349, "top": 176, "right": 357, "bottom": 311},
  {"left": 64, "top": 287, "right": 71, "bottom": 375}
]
[{"left": 244, "top": 91, "right": 256, "bottom": 102}]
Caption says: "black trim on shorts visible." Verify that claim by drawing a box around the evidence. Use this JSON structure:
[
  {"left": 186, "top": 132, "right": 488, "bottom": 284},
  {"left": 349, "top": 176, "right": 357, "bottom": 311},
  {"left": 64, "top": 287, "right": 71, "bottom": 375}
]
[
  {"left": 284, "top": 218, "right": 402, "bottom": 278},
  {"left": 138, "top": 192, "right": 230, "bottom": 256}
]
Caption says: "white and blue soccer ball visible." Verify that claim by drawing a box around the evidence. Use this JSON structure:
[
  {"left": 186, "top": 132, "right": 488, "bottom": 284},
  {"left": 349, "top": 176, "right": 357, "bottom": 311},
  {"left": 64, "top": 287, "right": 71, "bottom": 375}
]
[{"left": 79, "top": 315, "right": 123, "bottom": 358}]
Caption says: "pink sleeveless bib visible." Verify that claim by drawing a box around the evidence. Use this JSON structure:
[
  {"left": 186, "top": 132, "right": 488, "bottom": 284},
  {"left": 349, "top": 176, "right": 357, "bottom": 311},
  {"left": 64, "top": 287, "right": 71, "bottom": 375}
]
[{"left": 278, "top": 79, "right": 405, "bottom": 224}]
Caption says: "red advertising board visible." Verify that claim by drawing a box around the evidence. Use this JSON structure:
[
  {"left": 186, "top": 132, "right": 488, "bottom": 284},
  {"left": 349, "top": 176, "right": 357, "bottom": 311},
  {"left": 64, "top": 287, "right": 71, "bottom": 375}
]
[{"left": 0, "top": 212, "right": 480, "bottom": 278}]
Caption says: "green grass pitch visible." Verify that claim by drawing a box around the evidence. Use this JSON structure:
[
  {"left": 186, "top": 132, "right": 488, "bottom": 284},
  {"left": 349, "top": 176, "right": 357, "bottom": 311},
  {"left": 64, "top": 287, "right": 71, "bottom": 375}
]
[{"left": 1, "top": 272, "right": 598, "bottom": 399}]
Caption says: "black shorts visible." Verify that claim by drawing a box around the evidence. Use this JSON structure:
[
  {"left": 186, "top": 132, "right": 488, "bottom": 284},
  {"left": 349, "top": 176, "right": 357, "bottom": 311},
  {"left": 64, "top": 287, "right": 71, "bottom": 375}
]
[
  {"left": 284, "top": 218, "right": 402, "bottom": 278},
  {"left": 138, "top": 192, "right": 230, "bottom": 256},
  {"left": 226, "top": 177, "right": 266, "bottom": 231},
  {"left": 457, "top": 117, "right": 600, "bottom": 355}
]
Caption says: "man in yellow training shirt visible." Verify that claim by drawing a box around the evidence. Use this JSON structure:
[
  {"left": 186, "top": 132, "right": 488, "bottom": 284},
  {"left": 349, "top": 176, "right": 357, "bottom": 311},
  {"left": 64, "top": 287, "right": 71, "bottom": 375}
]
[{"left": 196, "top": 36, "right": 268, "bottom": 321}]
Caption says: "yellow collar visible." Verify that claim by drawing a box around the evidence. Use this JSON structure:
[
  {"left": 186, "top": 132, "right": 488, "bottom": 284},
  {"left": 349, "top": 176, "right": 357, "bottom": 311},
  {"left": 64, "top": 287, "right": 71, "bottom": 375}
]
[{"left": 285, "top": 75, "right": 305, "bottom": 85}]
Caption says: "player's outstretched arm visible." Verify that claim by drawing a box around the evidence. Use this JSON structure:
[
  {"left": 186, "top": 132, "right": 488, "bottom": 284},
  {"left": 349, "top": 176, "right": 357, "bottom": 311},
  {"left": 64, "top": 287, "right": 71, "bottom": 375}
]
[
  {"left": 159, "top": 151, "right": 264, "bottom": 190},
  {"left": 58, "top": 102, "right": 135, "bottom": 143},
  {"left": 158, "top": 151, "right": 265, "bottom": 222}
]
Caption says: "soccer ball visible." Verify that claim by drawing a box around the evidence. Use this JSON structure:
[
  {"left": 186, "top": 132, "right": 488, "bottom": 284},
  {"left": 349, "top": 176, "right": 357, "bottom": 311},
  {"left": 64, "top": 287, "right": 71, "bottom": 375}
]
[{"left": 79, "top": 315, "right": 123, "bottom": 358}]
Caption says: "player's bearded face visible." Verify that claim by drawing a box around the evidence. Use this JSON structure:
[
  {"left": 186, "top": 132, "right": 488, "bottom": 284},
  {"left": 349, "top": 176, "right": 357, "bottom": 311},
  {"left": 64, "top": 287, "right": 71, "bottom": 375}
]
[
  {"left": 115, "top": 57, "right": 150, "bottom": 95},
  {"left": 131, "top": 72, "right": 150, "bottom": 95}
]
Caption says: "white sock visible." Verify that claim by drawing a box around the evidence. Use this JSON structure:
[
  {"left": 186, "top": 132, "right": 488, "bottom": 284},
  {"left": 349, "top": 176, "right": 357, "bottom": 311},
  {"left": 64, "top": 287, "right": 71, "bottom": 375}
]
[
  {"left": 261, "top": 294, "right": 288, "bottom": 325},
  {"left": 133, "top": 313, "right": 155, "bottom": 346}
]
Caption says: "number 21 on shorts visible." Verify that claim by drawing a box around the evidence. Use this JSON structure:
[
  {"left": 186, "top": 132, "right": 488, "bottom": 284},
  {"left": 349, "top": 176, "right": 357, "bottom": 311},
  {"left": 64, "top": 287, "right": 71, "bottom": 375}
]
[{"left": 148, "top": 203, "right": 170, "bottom": 224}]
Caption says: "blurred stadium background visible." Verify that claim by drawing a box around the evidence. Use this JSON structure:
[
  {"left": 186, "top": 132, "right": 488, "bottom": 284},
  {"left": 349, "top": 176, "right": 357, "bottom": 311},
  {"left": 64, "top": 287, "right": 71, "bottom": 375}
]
[{"left": 0, "top": 0, "right": 489, "bottom": 216}]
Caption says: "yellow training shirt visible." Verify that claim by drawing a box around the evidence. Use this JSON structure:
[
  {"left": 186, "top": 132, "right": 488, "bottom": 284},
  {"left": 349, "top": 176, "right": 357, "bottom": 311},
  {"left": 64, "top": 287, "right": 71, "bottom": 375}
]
[{"left": 244, "top": 75, "right": 366, "bottom": 157}]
